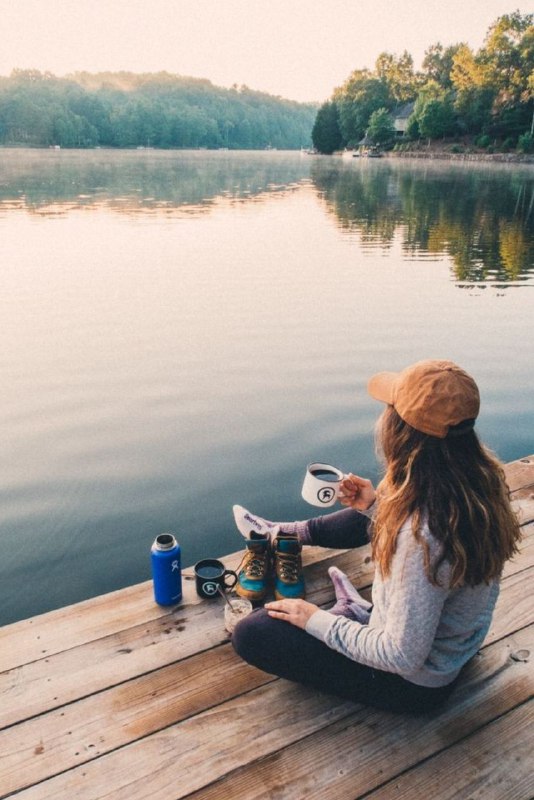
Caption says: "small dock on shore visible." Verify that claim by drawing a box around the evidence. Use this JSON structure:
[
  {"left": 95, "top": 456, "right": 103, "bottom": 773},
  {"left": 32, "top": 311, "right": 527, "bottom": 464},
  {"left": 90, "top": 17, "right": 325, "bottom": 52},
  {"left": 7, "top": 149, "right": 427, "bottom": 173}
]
[{"left": 1, "top": 455, "right": 533, "bottom": 800}]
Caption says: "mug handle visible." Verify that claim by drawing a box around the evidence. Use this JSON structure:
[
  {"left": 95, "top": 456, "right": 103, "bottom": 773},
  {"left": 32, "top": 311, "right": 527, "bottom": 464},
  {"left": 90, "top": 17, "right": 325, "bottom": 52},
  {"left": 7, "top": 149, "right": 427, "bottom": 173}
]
[{"left": 223, "top": 569, "right": 238, "bottom": 590}]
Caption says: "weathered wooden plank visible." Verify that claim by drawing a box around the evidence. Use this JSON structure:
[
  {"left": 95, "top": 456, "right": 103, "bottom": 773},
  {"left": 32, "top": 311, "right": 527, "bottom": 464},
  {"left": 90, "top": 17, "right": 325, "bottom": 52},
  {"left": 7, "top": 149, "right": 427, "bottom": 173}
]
[
  {"left": 0, "top": 647, "right": 272, "bottom": 797},
  {"left": 503, "top": 521, "right": 534, "bottom": 581},
  {"left": 486, "top": 564, "right": 534, "bottom": 645},
  {"left": 0, "top": 545, "right": 352, "bottom": 673},
  {"left": 0, "top": 577, "right": 196, "bottom": 674},
  {"left": 504, "top": 454, "right": 534, "bottom": 493},
  {"left": 181, "top": 628, "right": 534, "bottom": 800},
  {"left": 0, "top": 545, "right": 373, "bottom": 728},
  {"left": 3, "top": 560, "right": 532, "bottom": 797},
  {"left": 363, "top": 700, "right": 534, "bottom": 800},
  {"left": 12, "top": 625, "right": 532, "bottom": 800},
  {"left": 2, "top": 523, "right": 532, "bottom": 731},
  {"left": 4, "top": 557, "right": 531, "bottom": 797},
  {"left": 512, "top": 488, "right": 534, "bottom": 525},
  {"left": 0, "top": 595, "right": 225, "bottom": 730},
  {"left": 3, "top": 680, "right": 357, "bottom": 800}
]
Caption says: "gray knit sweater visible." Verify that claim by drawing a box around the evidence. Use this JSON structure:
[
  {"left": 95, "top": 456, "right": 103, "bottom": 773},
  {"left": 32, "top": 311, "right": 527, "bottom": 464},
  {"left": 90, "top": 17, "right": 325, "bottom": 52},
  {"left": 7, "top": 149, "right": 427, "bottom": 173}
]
[{"left": 305, "top": 516, "right": 499, "bottom": 687}]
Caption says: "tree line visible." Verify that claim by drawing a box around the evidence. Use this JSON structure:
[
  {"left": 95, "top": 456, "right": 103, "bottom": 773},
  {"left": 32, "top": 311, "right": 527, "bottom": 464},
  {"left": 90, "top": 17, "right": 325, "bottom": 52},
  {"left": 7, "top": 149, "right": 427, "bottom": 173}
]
[
  {"left": 0, "top": 70, "right": 316, "bottom": 150},
  {"left": 312, "top": 11, "right": 534, "bottom": 154}
]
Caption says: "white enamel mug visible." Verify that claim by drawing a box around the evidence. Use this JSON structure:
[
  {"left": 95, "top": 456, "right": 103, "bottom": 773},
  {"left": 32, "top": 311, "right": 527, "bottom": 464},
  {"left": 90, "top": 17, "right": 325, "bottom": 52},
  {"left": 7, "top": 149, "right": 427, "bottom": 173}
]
[{"left": 301, "top": 462, "right": 345, "bottom": 507}]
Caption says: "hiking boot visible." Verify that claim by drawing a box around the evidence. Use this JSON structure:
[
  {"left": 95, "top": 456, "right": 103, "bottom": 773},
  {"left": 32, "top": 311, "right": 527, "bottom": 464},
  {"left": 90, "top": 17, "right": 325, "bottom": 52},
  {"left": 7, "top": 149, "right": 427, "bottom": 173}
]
[
  {"left": 236, "top": 533, "right": 271, "bottom": 603},
  {"left": 273, "top": 532, "right": 305, "bottom": 600}
]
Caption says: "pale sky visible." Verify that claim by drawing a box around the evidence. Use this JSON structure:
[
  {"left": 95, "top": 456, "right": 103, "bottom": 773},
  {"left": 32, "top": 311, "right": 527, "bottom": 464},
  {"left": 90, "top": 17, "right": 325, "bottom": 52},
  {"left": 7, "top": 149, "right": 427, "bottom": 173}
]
[{"left": 1, "top": 0, "right": 532, "bottom": 103}]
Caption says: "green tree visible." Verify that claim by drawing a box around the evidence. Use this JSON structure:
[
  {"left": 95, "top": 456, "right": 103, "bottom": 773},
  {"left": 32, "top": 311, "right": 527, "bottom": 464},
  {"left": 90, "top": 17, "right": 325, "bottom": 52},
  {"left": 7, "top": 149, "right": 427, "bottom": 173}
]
[
  {"left": 375, "top": 51, "right": 417, "bottom": 102},
  {"left": 450, "top": 44, "right": 486, "bottom": 93},
  {"left": 517, "top": 132, "right": 533, "bottom": 152},
  {"left": 422, "top": 43, "right": 463, "bottom": 89},
  {"left": 335, "top": 69, "right": 391, "bottom": 145},
  {"left": 450, "top": 15, "right": 534, "bottom": 138},
  {"left": 0, "top": 69, "right": 316, "bottom": 150},
  {"left": 312, "top": 101, "right": 342, "bottom": 153},
  {"left": 405, "top": 114, "right": 420, "bottom": 139},
  {"left": 480, "top": 12, "right": 534, "bottom": 110},
  {"left": 305, "top": 11, "right": 534, "bottom": 147},
  {"left": 450, "top": 45, "right": 495, "bottom": 134},
  {"left": 455, "top": 86, "right": 495, "bottom": 135},
  {"left": 366, "top": 107, "right": 395, "bottom": 145},
  {"left": 418, "top": 98, "right": 455, "bottom": 140}
]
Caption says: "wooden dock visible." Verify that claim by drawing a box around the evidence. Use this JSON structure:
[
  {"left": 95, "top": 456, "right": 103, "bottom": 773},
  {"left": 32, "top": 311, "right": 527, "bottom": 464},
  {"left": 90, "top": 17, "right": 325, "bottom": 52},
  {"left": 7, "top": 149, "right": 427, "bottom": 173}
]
[{"left": 1, "top": 455, "right": 533, "bottom": 800}]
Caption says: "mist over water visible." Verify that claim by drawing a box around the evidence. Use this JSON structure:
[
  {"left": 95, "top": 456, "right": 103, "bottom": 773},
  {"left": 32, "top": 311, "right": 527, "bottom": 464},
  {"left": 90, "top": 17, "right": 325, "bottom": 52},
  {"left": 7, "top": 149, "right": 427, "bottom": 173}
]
[{"left": 1, "top": 149, "right": 533, "bottom": 625}]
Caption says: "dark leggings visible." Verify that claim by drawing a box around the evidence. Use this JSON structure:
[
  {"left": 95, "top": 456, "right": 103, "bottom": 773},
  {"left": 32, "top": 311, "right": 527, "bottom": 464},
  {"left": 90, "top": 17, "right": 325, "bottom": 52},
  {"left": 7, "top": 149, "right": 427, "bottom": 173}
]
[
  {"left": 231, "top": 508, "right": 456, "bottom": 714},
  {"left": 307, "top": 507, "right": 371, "bottom": 549}
]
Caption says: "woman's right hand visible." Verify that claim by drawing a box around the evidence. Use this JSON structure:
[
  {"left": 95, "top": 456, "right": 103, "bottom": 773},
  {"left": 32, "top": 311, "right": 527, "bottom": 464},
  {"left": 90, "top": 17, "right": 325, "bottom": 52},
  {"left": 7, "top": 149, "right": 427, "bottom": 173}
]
[{"left": 338, "top": 473, "right": 376, "bottom": 511}]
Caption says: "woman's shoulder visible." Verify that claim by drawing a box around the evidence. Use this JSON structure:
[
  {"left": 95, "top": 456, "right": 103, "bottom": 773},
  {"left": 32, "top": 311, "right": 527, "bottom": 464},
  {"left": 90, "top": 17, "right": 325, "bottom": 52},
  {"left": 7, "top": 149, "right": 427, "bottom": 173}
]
[
  {"left": 398, "top": 513, "right": 436, "bottom": 544},
  {"left": 397, "top": 514, "right": 447, "bottom": 563}
]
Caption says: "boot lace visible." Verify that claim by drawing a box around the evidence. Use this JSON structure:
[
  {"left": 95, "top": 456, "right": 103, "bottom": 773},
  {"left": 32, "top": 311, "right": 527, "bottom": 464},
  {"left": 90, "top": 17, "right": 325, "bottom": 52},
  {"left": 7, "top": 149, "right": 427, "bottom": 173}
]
[
  {"left": 276, "top": 551, "right": 301, "bottom": 582},
  {"left": 240, "top": 548, "right": 267, "bottom": 578}
]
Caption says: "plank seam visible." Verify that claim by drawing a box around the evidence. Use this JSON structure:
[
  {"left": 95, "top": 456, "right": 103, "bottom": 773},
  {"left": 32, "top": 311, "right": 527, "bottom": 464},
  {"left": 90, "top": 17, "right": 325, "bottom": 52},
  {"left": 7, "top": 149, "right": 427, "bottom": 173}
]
[
  {"left": 355, "top": 695, "right": 534, "bottom": 800},
  {"left": 1, "top": 624, "right": 531, "bottom": 799},
  {"left": 0, "top": 640, "right": 237, "bottom": 733},
  {"left": 0, "top": 672, "right": 281, "bottom": 799},
  {"left": 2, "top": 561, "right": 530, "bottom": 730},
  {"left": 177, "top": 693, "right": 534, "bottom": 800}
]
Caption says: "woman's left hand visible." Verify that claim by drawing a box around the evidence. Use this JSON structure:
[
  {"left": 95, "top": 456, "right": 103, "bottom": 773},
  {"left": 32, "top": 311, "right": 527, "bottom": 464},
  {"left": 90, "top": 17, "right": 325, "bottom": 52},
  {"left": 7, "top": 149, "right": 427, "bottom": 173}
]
[{"left": 265, "top": 598, "right": 319, "bottom": 629}]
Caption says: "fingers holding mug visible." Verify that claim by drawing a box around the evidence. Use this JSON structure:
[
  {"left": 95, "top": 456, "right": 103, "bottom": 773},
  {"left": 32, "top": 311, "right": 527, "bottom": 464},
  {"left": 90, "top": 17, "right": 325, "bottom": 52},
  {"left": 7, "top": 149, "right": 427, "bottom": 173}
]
[{"left": 338, "top": 474, "right": 376, "bottom": 511}]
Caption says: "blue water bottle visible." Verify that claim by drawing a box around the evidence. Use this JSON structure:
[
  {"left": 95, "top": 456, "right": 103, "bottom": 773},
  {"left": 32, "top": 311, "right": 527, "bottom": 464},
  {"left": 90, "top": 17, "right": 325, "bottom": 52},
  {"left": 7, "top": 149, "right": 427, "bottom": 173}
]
[{"left": 151, "top": 533, "right": 182, "bottom": 605}]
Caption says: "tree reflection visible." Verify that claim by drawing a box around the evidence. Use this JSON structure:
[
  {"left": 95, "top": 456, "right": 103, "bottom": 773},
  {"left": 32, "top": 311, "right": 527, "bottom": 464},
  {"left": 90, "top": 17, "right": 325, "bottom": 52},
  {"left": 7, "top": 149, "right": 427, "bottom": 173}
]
[
  {"left": 1, "top": 149, "right": 532, "bottom": 285},
  {"left": 0, "top": 149, "right": 311, "bottom": 216},
  {"left": 311, "top": 160, "right": 534, "bottom": 284}
]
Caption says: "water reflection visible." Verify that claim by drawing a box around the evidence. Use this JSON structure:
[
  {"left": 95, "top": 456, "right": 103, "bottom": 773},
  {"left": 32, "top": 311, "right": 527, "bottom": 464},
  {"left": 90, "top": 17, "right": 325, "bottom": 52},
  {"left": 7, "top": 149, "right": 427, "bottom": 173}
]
[
  {"left": 310, "top": 159, "right": 534, "bottom": 285},
  {"left": 0, "top": 148, "right": 312, "bottom": 217},
  {"left": 1, "top": 149, "right": 532, "bottom": 284}
]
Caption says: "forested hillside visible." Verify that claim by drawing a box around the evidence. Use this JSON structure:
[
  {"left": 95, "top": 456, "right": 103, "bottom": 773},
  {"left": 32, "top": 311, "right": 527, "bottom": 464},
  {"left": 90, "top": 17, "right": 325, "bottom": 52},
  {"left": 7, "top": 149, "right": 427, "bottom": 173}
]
[
  {"left": 312, "top": 11, "right": 534, "bottom": 153},
  {"left": 0, "top": 70, "right": 316, "bottom": 149}
]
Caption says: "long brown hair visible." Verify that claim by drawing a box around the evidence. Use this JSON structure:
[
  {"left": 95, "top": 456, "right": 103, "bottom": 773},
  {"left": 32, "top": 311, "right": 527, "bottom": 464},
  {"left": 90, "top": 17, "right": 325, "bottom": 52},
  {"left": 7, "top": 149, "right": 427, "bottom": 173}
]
[{"left": 372, "top": 406, "right": 521, "bottom": 587}]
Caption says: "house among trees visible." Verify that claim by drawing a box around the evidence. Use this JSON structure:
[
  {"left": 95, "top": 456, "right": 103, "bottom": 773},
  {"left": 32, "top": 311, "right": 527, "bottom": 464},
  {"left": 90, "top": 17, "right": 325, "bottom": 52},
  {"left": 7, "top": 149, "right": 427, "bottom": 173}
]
[
  {"left": 393, "top": 102, "right": 415, "bottom": 136},
  {"left": 311, "top": 11, "right": 534, "bottom": 155}
]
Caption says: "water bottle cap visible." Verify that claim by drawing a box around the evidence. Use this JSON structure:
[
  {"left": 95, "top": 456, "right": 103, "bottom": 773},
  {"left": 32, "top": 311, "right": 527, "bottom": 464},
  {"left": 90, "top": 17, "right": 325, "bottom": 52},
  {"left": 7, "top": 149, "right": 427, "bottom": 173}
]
[{"left": 155, "top": 533, "right": 177, "bottom": 551}]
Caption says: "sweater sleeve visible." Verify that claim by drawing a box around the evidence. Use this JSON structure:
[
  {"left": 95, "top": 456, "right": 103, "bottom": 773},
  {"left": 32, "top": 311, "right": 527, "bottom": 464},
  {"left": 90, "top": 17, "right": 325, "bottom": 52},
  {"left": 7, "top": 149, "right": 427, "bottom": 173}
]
[{"left": 305, "top": 521, "right": 450, "bottom": 677}]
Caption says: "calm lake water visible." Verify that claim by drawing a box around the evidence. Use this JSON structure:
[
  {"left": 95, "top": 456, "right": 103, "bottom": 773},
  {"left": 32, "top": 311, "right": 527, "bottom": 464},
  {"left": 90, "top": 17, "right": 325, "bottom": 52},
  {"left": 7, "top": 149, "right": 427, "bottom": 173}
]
[{"left": 1, "top": 148, "right": 533, "bottom": 625}]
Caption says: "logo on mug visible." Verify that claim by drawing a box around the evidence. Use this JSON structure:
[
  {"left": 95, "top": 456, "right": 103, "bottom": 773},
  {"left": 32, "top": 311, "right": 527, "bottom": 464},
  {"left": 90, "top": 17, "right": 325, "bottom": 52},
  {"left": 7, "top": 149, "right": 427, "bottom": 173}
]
[
  {"left": 202, "top": 581, "right": 218, "bottom": 596},
  {"left": 317, "top": 486, "right": 335, "bottom": 504}
]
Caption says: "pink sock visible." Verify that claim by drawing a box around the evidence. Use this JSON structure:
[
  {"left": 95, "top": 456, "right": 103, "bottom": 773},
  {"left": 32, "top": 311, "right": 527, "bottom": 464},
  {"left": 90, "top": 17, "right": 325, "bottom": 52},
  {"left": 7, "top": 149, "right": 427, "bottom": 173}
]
[{"left": 279, "top": 520, "right": 312, "bottom": 545}]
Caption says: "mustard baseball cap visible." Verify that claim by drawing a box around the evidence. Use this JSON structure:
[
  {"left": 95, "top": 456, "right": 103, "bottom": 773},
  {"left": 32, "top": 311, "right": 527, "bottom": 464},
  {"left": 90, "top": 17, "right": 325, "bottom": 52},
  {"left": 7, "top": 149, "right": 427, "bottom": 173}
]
[{"left": 368, "top": 359, "right": 480, "bottom": 438}]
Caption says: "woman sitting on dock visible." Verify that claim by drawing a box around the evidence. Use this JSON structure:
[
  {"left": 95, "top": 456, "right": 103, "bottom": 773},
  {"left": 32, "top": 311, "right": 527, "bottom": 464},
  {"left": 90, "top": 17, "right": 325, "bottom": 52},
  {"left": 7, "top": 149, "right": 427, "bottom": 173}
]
[{"left": 231, "top": 360, "right": 521, "bottom": 713}]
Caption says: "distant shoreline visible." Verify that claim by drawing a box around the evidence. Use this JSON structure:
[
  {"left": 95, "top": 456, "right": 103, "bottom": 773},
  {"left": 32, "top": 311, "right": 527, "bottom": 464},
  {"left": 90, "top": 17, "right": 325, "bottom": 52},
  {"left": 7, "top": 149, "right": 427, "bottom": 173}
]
[
  {"left": 386, "top": 150, "right": 534, "bottom": 164},
  {"left": 1, "top": 145, "right": 533, "bottom": 164},
  {"left": 0, "top": 145, "right": 303, "bottom": 152}
]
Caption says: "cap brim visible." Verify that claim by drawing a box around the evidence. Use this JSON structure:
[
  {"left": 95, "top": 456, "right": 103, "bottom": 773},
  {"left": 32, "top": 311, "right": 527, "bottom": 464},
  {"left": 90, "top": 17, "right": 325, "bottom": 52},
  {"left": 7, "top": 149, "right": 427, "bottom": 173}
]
[{"left": 367, "top": 371, "right": 398, "bottom": 405}]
